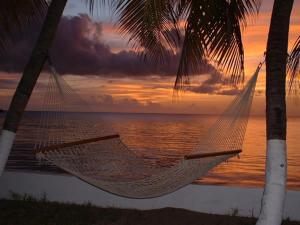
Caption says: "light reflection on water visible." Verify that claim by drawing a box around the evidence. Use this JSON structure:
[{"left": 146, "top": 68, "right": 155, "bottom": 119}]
[{"left": 1, "top": 112, "right": 299, "bottom": 190}]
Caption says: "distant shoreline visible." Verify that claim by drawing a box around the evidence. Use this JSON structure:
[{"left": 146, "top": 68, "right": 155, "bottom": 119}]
[{"left": 0, "top": 110, "right": 269, "bottom": 117}]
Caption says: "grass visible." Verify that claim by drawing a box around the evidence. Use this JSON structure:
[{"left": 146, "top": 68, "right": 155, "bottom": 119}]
[{"left": 0, "top": 193, "right": 299, "bottom": 225}]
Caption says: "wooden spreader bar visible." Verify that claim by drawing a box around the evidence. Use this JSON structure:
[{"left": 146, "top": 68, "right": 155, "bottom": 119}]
[
  {"left": 35, "top": 134, "right": 120, "bottom": 153},
  {"left": 184, "top": 149, "right": 242, "bottom": 160}
]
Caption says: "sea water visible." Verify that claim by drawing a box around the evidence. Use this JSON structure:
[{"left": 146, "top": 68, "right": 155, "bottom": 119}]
[{"left": 1, "top": 112, "right": 299, "bottom": 190}]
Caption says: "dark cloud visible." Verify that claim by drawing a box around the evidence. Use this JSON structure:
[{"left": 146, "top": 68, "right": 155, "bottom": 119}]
[
  {"left": 0, "top": 14, "right": 179, "bottom": 76},
  {"left": 93, "top": 94, "right": 163, "bottom": 112},
  {"left": 0, "top": 14, "right": 224, "bottom": 78},
  {"left": 188, "top": 72, "right": 241, "bottom": 95},
  {"left": 0, "top": 78, "right": 19, "bottom": 90},
  {"left": 218, "top": 89, "right": 241, "bottom": 95},
  {"left": 0, "top": 14, "right": 237, "bottom": 95}
]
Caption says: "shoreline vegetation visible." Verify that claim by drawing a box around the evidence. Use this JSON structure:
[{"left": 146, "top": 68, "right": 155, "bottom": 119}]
[{"left": 0, "top": 193, "right": 299, "bottom": 225}]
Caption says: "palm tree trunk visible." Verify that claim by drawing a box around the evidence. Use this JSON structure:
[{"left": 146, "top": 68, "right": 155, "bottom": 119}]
[
  {"left": 256, "top": 0, "right": 294, "bottom": 225},
  {"left": 0, "top": 0, "right": 67, "bottom": 175}
]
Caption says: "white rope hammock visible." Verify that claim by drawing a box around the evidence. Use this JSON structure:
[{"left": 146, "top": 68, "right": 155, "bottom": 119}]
[{"left": 33, "top": 62, "right": 262, "bottom": 199}]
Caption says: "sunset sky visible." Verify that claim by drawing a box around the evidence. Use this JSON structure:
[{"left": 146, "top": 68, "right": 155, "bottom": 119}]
[{"left": 0, "top": 0, "right": 299, "bottom": 115}]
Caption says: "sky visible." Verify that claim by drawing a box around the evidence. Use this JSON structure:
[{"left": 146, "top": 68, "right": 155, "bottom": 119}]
[{"left": 0, "top": 0, "right": 299, "bottom": 115}]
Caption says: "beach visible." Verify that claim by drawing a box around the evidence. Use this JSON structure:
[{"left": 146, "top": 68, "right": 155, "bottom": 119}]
[{"left": 1, "top": 171, "right": 300, "bottom": 221}]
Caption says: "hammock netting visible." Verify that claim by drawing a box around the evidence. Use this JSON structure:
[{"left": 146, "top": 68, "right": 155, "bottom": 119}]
[{"left": 34, "top": 64, "right": 261, "bottom": 199}]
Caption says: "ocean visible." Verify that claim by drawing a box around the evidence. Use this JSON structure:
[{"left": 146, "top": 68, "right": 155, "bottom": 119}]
[{"left": 1, "top": 112, "right": 300, "bottom": 190}]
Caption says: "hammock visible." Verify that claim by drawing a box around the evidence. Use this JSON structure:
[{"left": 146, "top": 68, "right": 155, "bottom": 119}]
[{"left": 34, "top": 62, "right": 262, "bottom": 199}]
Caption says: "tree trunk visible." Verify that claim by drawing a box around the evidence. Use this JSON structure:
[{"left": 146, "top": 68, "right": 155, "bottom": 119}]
[
  {"left": 256, "top": 0, "right": 294, "bottom": 225},
  {"left": 0, "top": 0, "right": 68, "bottom": 175}
]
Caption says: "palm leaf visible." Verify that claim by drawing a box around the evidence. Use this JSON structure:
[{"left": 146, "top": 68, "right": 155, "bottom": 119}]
[
  {"left": 86, "top": 0, "right": 261, "bottom": 89},
  {"left": 287, "top": 36, "right": 300, "bottom": 91},
  {"left": 0, "top": 0, "right": 48, "bottom": 53},
  {"left": 174, "top": 0, "right": 261, "bottom": 89},
  {"left": 114, "top": 0, "right": 180, "bottom": 64},
  {"left": 83, "top": 0, "right": 122, "bottom": 13},
  {"left": 174, "top": 0, "right": 207, "bottom": 87}
]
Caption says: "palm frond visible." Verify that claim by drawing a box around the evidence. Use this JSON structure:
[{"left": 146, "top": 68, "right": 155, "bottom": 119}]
[
  {"left": 114, "top": 0, "right": 180, "bottom": 64},
  {"left": 0, "top": 0, "right": 48, "bottom": 53},
  {"left": 86, "top": 0, "right": 261, "bottom": 89},
  {"left": 287, "top": 36, "right": 300, "bottom": 91},
  {"left": 174, "top": 1, "right": 205, "bottom": 87},
  {"left": 175, "top": 0, "right": 261, "bottom": 89},
  {"left": 83, "top": 0, "right": 122, "bottom": 14}
]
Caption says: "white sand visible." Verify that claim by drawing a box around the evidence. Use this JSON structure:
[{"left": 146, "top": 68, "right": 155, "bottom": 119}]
[{"left": 0, "top": 171, "right": 299, "bottom": 221}]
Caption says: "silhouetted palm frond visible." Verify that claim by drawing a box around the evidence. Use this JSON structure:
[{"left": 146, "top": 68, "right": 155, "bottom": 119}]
[
  {"left": 174, "top": 0, "right": 261, "bottom": 89},
  {"left": 287, "top": 36, "right": 300, "bottom": 91},
  {"left": 106, "top": 0, "right": 261, "bottom": 89},
  {"left": 0, "top": 0, "right": 48, "bottom": 52},
  {"left": 114, "top": 0, "right": 181, "bottom": 64}
]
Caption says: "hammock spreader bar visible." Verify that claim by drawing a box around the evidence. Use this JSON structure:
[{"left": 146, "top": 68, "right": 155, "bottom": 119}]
[
  {"left": 35, "top": 134, "right": 120, "bottom": 153},
  {"left": 184, "top": 149, "right": 242, "bottom": 160}
]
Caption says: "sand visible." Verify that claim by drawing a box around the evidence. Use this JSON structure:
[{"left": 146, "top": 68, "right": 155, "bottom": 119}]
[{"left": 0, "top": 171, "right": 299, "bottom": 221}]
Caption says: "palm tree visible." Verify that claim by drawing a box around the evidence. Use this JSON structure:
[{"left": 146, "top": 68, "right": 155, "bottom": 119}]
[
  {"left": 256, "top": 2, "right": 294, "bottom": 224},
  {"left": 0, "top": 1, "right": 297, "bottom": 225}
]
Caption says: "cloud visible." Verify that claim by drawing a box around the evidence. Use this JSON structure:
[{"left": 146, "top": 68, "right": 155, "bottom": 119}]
[
  {"left": 93, "top": 94, "right": 163, "bottom": 112},
  {"left": 188, "top": 72, "right": 241, "bottom": 95},
  {"left": 0, "top": 78, "right": 18, "bottom": 90},
  {"left": 0, "top": 14, "right": 226, "bottom": 78},
  {"left": 0, "top": 14, "right": 237, "bottom": 96},
  {"left": 218, "top": 89, "right": 241, "bottom": 95},
  {"left": 0, "top": 14, "right": 180, "bottom": 77}
]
